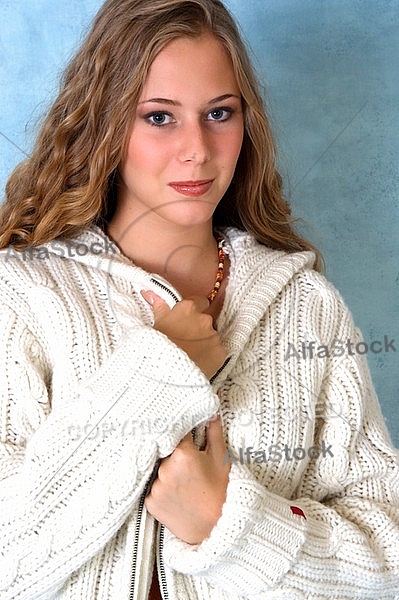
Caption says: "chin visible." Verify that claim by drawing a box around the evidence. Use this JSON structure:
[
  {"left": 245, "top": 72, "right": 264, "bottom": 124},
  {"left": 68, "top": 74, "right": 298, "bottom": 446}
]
[{"left": 160, "top": 204, "right": 216, "bottom": 227}]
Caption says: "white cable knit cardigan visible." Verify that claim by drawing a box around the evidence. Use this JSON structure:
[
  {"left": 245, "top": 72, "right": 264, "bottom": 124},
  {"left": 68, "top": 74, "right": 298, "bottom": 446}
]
[{"left": 0, "top": 225, "right": 398, "bottom": 600}]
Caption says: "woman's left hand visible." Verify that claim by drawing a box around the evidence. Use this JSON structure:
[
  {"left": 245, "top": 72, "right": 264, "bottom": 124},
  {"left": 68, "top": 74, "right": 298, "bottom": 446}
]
[{"left": 144, "top": 415, "right": 230, "bottom": 544}]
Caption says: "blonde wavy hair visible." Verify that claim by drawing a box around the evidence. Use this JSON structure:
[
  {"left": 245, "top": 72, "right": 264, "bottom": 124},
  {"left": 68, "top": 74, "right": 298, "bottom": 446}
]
[{"left": 0, "top": 0, "right": 322, "bottom": 269}]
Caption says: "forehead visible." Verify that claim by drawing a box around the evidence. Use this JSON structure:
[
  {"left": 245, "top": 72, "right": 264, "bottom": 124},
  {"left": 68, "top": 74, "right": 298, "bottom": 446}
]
[{"left": 141, "top": 33, "right": 240, "bottom": 98}]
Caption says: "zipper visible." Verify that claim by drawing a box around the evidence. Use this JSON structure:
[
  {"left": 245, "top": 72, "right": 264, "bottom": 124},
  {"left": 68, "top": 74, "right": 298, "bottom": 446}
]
[
  {"left": 128, "top": 492, "right": 145, "bottom": 600},
  {"left": 209, "top": 355, "right": 231, "bottom": 384},
  {"left": 127, "top": 277, "right": 176, "bottom": 599},
  {"left": 158, "top": 524, "right": 169, "bottom": 599},
  {"left": 142, "top": 274, "right": 225, "bottom": 598},
  {"left": 150, "top": 276, "right": 180, "bottom": 304},
  {"left": 129, "top": 461, "right": 160, "bottom": 600}
]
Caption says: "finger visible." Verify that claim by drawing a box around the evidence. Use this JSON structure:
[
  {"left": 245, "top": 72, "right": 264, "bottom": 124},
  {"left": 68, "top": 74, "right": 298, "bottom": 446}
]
[
  {"left": 205, "top": 415, "right": 226, "bottom": 456},
  {"left": 140, "top": 290, "right": 171, "bottom": 322}
]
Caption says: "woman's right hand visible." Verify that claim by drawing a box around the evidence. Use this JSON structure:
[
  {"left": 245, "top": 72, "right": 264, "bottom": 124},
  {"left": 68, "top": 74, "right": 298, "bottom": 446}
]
[{"left": 141, "top": 291, "right": 227, "bottom": 380}]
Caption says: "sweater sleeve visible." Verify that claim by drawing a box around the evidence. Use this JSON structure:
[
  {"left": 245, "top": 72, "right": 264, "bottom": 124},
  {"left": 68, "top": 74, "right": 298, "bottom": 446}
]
[
  {"left": 162, "top": 290, "right": 399, "bottom": 598},
  {"left": 0, "top": 302, "right": 219, "bottom": 600}
]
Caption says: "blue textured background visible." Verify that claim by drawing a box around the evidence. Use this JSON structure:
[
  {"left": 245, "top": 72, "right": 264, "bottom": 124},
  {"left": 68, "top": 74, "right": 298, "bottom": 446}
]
[{"left": 1, "top": 1, "right": 398, "bottom": 446}]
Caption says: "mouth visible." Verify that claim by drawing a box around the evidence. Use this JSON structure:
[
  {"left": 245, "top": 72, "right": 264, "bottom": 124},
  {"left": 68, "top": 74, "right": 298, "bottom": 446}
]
[{"left": 168, "top": 180, "right": 214, "bottom": 197}]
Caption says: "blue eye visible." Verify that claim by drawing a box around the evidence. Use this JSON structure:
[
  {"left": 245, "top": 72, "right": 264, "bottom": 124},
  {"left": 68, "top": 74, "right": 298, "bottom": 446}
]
[
  {"left": 145, "top": 112, "right": 173, "bottom": 126},
  {"left": 207, "top": 108, "right": 232, "bottom": 121}
]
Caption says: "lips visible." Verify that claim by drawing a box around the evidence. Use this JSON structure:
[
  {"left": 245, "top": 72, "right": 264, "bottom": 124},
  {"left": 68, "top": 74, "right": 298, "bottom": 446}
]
[{"left": 168, "top": 180, "right": 214, "bottom": 197}]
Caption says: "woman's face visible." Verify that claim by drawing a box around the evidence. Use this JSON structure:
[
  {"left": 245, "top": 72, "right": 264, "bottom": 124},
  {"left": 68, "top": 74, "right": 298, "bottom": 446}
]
[{"left": 118, "top": 33, "right": 244, "bottom": 229}]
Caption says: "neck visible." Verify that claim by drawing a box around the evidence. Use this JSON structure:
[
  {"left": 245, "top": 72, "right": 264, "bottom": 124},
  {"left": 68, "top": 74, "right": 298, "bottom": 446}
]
[{"left": 106, "top": 217, "right": 220, "bottom": 299}]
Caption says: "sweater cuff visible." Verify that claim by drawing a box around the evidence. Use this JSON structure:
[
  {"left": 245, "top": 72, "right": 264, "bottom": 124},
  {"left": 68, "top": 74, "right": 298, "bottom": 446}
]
[
  {"left": 163, "top": 462, "right": 311, "bottom": 593},
  {"left": 79, "top": 326, "right": 219, "bottom": 458}
]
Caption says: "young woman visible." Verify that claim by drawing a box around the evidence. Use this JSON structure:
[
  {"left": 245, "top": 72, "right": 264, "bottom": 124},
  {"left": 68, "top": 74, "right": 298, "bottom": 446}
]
[{"left": 0, "top": 1, "right": 398, "bottom": 599}]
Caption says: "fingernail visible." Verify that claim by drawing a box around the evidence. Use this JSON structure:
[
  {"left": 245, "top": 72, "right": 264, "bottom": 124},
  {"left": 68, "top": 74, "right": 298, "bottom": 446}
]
[
  {"left": 205, "top": 412, "right": 219, "bottom": 427},
  {"left": 140, "top": 290, "right": 156, "bottom": 305}
]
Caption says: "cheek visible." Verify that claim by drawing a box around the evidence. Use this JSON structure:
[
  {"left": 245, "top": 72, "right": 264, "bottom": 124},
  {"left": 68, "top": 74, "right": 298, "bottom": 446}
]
[
  {"left": 220, "top": 128, "right": 244, "bottom": 169},
  {"left": 125, "top": 133, "right": 169, "bottom": 174}
]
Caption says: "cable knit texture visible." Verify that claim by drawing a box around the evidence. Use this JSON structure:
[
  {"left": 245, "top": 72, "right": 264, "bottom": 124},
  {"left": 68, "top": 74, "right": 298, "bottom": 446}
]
[{"left": 0, "top": 226, "right": 398, "bottom": 599}]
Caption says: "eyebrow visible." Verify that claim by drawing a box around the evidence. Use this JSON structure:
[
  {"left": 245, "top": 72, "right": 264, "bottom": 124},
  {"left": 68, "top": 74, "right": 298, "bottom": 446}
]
[{"left": 138, "top": 94, "right": 240, "bottom": 106}]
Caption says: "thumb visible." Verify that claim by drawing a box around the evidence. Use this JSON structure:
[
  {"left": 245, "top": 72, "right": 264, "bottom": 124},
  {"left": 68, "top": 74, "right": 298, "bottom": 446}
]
[
  {"left": 205, "top": 415, "right": 226, "bottom": 457},
  {"left": 141, "top": 290, "right": 171, "bottom": 323}
]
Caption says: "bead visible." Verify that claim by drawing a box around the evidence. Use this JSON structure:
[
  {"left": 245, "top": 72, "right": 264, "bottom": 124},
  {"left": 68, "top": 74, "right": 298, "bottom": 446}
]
[{"left": 207, "top": 233, "right": 225, "bottom": 303}]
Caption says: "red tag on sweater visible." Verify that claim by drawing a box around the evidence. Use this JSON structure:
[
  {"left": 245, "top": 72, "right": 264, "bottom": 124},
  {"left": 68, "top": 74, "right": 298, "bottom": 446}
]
[{"left": 290, "top": 505, "right": 306, "bottom": 519}]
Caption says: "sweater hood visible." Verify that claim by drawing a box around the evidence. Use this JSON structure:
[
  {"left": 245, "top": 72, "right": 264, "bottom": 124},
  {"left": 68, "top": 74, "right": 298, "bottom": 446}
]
[
  {"left": 5, "top": 224, "right": 315, "bottom": 362},
  {"left": 42, "top": 224, "right": 314, "bottom": 297}
]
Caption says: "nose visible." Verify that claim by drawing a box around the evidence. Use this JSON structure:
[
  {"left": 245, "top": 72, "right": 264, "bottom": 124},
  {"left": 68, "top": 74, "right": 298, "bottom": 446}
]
[{"left": 178, "top": 121, "right": 211, "bottom": 165}]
